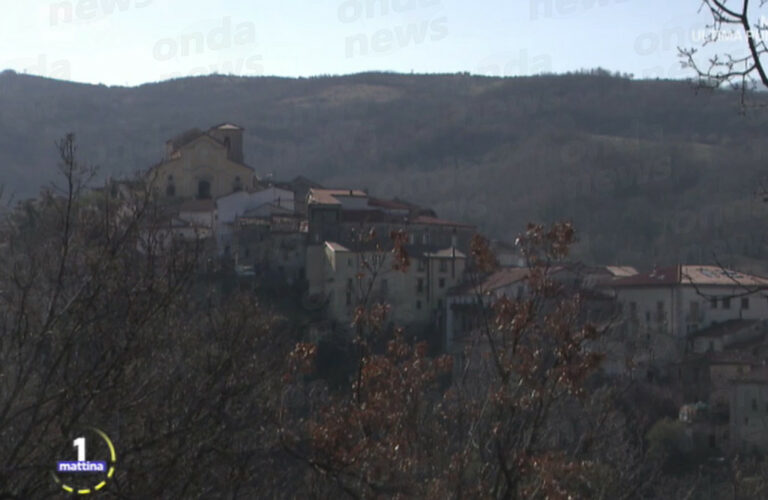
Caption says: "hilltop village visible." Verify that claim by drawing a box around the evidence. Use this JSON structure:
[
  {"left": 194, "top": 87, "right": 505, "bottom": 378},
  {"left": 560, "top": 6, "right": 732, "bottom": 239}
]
[{"left": 111, "top": 123, "right": 768, "bottom": 457}]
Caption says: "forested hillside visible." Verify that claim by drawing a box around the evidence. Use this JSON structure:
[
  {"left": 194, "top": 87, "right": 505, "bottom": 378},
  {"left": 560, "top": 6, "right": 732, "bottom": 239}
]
[{"left": 1, "top": 69, "right": 766, "bottom": 268}]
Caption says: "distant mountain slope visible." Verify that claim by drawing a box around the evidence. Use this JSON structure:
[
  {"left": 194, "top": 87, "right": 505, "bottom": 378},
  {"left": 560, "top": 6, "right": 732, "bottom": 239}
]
[{"left": 1, "top": 69, "right": 767, "bottom": 268}]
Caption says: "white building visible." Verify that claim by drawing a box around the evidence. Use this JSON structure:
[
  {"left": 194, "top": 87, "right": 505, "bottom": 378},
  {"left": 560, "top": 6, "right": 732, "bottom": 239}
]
[
  {"left": 215, "top": 186, "right": 295, "bottom": 255},
  {"left": 600, "top": 265, "right": 768, "bottom": 372}
]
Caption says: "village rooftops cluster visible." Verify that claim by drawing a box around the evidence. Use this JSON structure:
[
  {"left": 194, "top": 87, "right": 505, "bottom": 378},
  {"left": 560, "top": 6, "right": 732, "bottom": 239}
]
[{"left": 119, "top": 122, "right": 768, "bottom": 457}]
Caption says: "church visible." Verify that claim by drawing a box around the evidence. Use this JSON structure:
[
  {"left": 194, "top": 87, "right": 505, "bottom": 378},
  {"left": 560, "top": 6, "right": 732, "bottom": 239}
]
[{"left": 148, "top": 123, "right": 256, "bottom": 199}]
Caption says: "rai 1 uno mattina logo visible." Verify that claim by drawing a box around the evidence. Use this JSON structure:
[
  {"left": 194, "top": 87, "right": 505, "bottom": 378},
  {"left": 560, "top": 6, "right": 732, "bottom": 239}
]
[{"left": 51, "top": 427, "right": 117, "bottom": 495}]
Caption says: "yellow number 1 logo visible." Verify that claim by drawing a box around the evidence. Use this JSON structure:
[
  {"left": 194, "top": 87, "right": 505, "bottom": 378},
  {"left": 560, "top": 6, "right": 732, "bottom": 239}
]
[{"left": 51, "top": 427, "right": 117, "bottom": 495}]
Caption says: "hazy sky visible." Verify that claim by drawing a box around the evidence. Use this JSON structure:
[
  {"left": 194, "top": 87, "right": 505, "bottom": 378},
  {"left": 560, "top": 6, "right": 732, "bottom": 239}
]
[{"left": 0, "top": 0, "right": 750, "bottom": 86}]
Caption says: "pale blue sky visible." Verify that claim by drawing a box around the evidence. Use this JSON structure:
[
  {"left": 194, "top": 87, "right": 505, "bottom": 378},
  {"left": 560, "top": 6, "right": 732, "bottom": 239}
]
[{"left": 0, "top": 0, "right": 751, "bottom": 86}]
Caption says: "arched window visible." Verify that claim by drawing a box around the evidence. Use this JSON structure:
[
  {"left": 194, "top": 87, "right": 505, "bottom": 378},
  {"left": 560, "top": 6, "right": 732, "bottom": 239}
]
[{"left": 233, "top": 176, "right": 243, "bottom": 192}]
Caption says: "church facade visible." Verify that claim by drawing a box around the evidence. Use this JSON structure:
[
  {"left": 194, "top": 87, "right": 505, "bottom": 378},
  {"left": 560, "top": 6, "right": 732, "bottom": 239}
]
[{"left": 148, "top": 123, "right": 256, "bottom": 200}]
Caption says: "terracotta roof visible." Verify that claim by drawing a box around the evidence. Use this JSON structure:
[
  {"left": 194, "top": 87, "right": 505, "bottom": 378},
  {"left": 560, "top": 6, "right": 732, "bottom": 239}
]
[
  {"left": 683, "top": 266, "right": 768, "bottom": 286},
  {"left": 450, "top": 267, "right": 530, "bottom": 296},
  {"left": 605, "top": 266, "right": 639, "bottom": 277},
  {"left": 308, "top": 188, "right": 367, "bottom": 206},
  {"left": 606, "top": 265, "right": 768, "bottom": 288}
]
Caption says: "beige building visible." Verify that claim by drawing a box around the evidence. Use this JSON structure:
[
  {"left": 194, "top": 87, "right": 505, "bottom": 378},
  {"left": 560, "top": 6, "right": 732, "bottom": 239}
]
[
  {"left": 306, "top": 241, "right": 466, "bottom": 329},
  {"left": 148, "top": 123, "right": 256, "bottom": 200}
]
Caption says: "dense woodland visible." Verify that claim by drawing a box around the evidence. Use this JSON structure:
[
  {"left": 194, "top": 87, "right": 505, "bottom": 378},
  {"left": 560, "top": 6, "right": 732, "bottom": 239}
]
[{"left": 1, "top": 69, "right": 767, "bottom": 269}]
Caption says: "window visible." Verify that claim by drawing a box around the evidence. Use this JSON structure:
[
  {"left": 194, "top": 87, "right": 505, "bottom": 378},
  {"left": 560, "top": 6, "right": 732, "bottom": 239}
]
[
  {"left": 233, "top": 176, "right": 243, "bottom": 192},
  {"left": 197, "top": 179, "right": 211, "bottom": 199},
  {"left": 742, "top": 297, "right": 750, "bottom": 310},
  {"left": 348, "top": 257, "right": 353, "bottom": 267},
  {"left": 708, "top": 341, "right": 714, "bottom": 352},
  {"left": 439, "top": 260, "right": 447, "bottom": 273},
  {"left": 656, "top": 301, "right": 665, "bottom": 322},
  {"left": 418, "top": 258, "right": 426, "bottom": 272},
  {"left": 753, "top": 398, "right": 758, "bottom": 411},
  {"left": 629, "top": 302, "right": 637, "bottom": 319},
  {"left": 645, "top": 311, "right": 651, "bottom": 322},
  {"left": 417, "top": 278, "right": 424, "bottom": 293},
  {"left": 437, "top": 299, "right": 443, "bottom": 309},
  {"left": 165, "top": 184, "right": 175, "bottom": 197},
  {"left": 710, "top": 297, "right": 718, "bottom": 309},
  {"left": 439, "top": 278, "right": 445, "bottom": 288},
  {"left": 723, "top": 297, "right": 731, "bottom": 309},
  {"left": 416, "top": 300, "right": 422, "bottom": 310}
]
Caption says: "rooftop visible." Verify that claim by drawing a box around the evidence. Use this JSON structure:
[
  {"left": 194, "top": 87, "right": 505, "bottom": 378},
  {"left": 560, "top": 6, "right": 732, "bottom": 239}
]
[
  {"left": 606, "top": 265, "right": 768, "bottom": 288},
  {"left": 605, "top": 266, "right": 639, "bottom": 278},
  {"left": 450, "top": 267, "right": 530, "bottom": 296},
  {"left": 325, "top": 241, "right": 350, "bottom": 253},
  {"left": 213, "top": 122, "right": 243, "bottom": 130},
  {"left": 425, "top": 247, "right": 467, "bottom": 259},
  {"left": 308, "top": 188, "right": 368, "bottom": 206}
]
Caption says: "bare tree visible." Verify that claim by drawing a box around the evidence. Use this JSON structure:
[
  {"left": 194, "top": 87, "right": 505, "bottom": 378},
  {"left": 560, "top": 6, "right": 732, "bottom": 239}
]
[
  {"left": 281, "top": 223, "right": 660, "bottom": 499},
  {"left": 680, "top": 0, "right": 768, "bottom": 106},
  {"left": 0, "top": 135, "right": 295, "bottom": 498}
]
